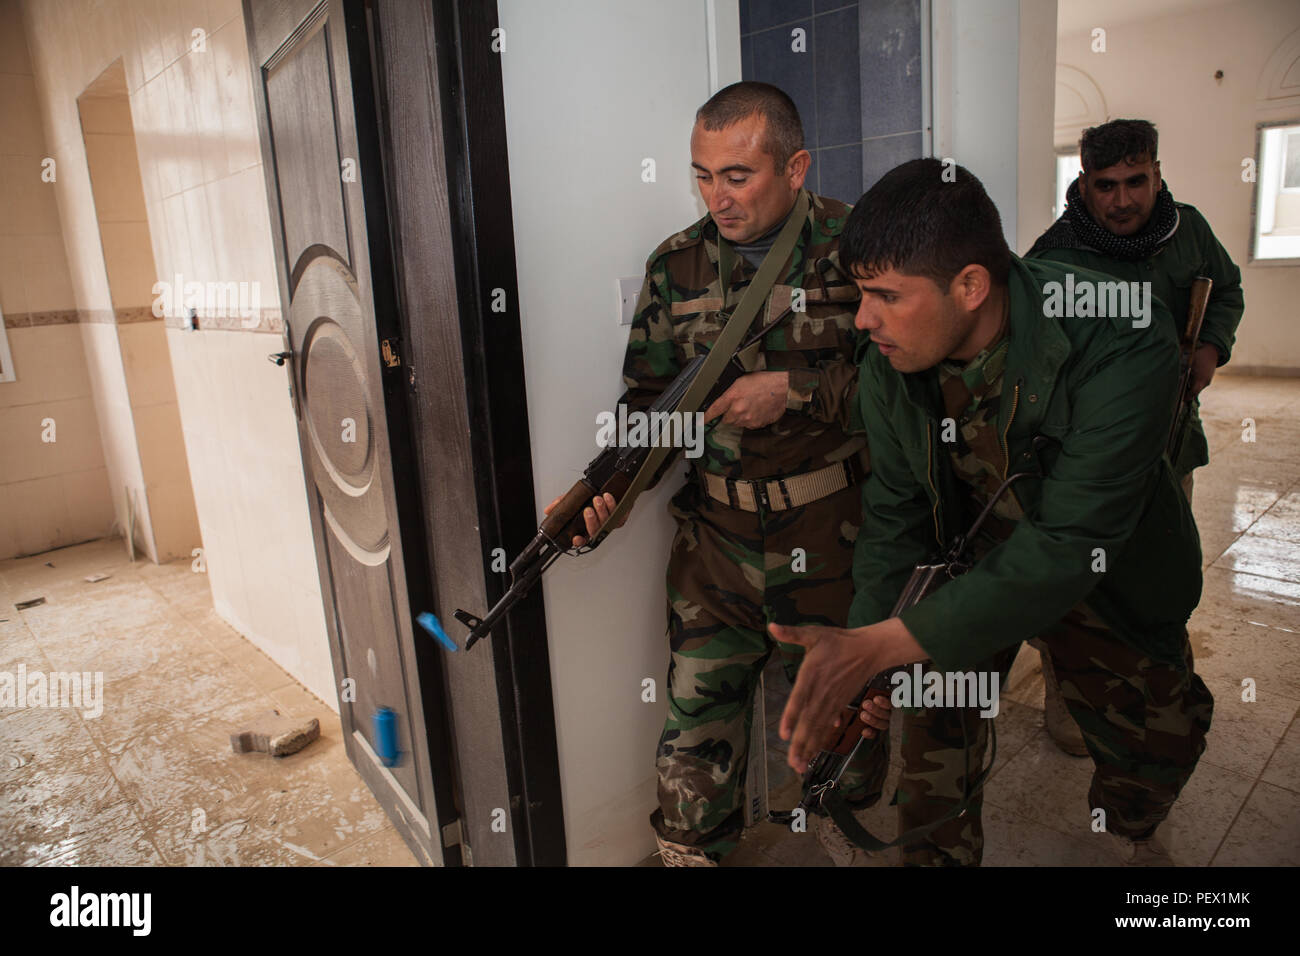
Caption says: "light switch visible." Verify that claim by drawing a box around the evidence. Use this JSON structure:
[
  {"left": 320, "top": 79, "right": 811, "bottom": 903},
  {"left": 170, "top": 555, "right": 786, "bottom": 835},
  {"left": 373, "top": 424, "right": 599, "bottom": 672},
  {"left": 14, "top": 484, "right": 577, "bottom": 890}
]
[{"left": 617, "top": 276, "right": 641, "bottom": 326}]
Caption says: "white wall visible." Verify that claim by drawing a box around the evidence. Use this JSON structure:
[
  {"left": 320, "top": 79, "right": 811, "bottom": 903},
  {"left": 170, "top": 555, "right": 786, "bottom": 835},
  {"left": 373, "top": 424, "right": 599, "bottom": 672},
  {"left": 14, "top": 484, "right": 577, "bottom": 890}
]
[
  {"left": 19, "top": 0, "right": 338, "bottom": 708},
  {"left": 932, "top": 0, "right": 1059, "bottom": 252},
  {"left": 498, "top": 0, "right": 738, "bottom": 866},
  {"left": 1056, "top": 0, "right": 1300, "bottom": 371}
]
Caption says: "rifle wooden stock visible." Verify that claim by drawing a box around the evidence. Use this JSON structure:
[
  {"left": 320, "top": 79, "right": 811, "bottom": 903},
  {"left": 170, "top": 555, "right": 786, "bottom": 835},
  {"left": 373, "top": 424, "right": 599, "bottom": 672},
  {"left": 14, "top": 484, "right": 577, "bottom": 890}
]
[
  {"left": 1166, "top": 276, "right": 1213, "bottom": 462},
  {"left": 538, "top": 469, "right": 633, "bottom": 545}
]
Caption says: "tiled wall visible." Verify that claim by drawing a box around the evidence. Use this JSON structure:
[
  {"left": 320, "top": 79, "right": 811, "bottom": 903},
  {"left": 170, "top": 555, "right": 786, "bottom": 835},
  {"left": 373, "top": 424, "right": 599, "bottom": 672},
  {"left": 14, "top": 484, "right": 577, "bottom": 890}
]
[
  {"left": 739, "top": 0, "right": 924, "bottom": 204},
  {"left": 16, "top": 0, "right": 337, "bottom": 707},
  {"left": 79, "top": 65, "right": 202, "bottom": 563},
  {"left": 0, "top": 0, "right": 114, "bottom": 559}
]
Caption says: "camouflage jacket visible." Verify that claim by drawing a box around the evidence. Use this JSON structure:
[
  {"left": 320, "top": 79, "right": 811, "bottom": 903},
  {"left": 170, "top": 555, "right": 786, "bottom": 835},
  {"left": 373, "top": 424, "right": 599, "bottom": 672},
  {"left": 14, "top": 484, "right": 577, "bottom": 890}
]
[{"left": 620, "top": 191, "right": 865, "bottom": 484}]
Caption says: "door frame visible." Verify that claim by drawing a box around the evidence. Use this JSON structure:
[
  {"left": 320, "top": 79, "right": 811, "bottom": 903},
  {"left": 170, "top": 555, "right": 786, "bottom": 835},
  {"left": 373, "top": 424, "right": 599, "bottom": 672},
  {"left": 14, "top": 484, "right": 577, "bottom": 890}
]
[{"left": 366, "top": 0, "right": 566, "bottom": 867}]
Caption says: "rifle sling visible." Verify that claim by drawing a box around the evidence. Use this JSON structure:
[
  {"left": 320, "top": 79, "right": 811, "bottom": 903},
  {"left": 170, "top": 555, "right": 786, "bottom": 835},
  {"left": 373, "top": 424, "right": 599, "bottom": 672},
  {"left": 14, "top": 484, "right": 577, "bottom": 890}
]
[
  {"left": 591, "top": 190, "right": 810, "bottom": 545},
  {"left": 823, "top": 709, "right": 997, "bottom": 853}
]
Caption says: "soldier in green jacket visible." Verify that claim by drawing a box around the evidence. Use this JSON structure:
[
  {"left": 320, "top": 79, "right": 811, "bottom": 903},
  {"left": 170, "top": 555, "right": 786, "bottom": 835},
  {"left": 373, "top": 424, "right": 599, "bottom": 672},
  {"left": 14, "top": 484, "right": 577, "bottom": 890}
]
[
  {"left": 771, "top": 158, "right": 1214, "bottom": 866},
  {"left": 1027, "top": 118, "right": 1244, "bottom": 493},
  {"left": 549, "top": 82, "right": 880, "bottom": 866},
  {"left": 1024, "top": 118, "right": 1242, "bottom": 759}
]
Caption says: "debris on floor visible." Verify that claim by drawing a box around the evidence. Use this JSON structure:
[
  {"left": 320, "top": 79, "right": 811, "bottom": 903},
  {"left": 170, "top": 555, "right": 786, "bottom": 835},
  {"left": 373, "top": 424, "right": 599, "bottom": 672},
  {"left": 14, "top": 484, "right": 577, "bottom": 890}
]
[
  {"left": 83, "top": 573, "right": 111, "bottom": 583},
  {"left": 14, "top": 597, "right": 46, "bottom": 610},
  {"left": 230, "top": 709, "right": 321, "bottom": 757}
]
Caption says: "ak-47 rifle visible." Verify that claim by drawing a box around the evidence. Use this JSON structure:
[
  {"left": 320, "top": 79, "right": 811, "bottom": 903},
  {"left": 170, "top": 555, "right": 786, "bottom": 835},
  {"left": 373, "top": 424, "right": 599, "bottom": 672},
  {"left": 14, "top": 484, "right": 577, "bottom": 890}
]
[
  {"left": 1166, "top": 276, "right": 1213, "bottom": 465},
  {"left": 451, "top": 288, "right": 811, "bottom": 649},
  {"left": 769, "top": 440, "right": 1051, "bottom": 850},
  {"left": 452, "top": 352, "right": 744, "bottom": 649}
]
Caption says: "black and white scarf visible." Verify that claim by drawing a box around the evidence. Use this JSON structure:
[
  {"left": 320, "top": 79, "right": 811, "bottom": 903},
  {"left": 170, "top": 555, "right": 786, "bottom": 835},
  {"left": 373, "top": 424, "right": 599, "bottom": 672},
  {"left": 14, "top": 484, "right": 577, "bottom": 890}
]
[{"left": 1028, "top": 178, "right": 1179, "bottom": 261}]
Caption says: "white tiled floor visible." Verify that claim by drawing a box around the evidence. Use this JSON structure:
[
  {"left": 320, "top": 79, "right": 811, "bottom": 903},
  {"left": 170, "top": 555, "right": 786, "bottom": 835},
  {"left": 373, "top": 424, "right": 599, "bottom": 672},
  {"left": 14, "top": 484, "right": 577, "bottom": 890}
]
[{"left": 0, "top": 542, "right": 416, "bottom": 866}]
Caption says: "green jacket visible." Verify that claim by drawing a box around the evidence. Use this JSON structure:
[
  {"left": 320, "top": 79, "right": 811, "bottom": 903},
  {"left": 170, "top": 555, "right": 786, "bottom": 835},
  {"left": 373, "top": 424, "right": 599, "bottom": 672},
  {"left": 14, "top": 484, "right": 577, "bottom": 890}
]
[
  {"left": 1027, "top": 202, "right": 1244, "bottom": 476},
  {"left": 847, "top": 256, "right": 1203, "bottom": 672}
]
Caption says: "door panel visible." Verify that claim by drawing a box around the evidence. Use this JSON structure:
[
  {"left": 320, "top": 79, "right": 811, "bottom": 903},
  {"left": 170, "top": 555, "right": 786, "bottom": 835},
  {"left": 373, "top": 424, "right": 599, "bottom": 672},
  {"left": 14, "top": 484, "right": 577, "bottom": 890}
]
[{"left": 244, "top": 0, "right": 450, "bottom": 864}]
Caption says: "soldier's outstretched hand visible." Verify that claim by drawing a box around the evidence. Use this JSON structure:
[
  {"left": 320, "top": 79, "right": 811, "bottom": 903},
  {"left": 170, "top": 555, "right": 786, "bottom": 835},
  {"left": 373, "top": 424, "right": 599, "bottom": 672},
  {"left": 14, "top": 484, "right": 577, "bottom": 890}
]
[
  {"left": 770, "top": 621, "right": 874, "bottom": 773},
  {"left": 771, "top": 618, "right": 923, "bottom": 772}
]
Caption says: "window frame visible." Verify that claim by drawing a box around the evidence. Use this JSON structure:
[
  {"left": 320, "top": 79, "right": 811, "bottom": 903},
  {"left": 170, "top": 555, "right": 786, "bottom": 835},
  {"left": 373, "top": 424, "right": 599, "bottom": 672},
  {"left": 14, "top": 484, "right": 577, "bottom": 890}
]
[{"left": 1249, "top": 119, "right": 1300, "bottom": 267}]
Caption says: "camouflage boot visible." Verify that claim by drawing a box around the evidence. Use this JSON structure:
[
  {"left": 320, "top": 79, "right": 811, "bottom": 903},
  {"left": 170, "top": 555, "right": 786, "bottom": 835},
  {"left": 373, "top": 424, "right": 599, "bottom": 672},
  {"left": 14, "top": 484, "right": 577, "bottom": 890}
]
[
  {"left": 655, "top": 832, "right": 718, "bottom": 867},
  {"left": 1037, "top": 642, "right": 1089, "bottom": 757}
]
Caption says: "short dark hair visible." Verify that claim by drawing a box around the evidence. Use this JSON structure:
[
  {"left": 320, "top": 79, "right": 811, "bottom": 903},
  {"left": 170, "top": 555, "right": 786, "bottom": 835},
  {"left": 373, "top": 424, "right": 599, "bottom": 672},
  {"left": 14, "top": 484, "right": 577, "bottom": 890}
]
[
  {"left": 695, "top": 81, "right": 804, "bottom": 171},
  {"left": 840, "top": 158, "right": 1011, "bottom": 289},
  {"left": 1079, "top": 119, "right": 1158, "bottom": 172}
]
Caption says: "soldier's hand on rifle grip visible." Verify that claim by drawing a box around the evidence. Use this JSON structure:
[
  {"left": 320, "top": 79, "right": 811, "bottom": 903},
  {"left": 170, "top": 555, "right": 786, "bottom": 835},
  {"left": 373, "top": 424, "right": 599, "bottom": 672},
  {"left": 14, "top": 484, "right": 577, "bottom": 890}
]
[
  {"left": 1189, "top": 343, "right": 1218, "bottom": 398},
  {"left": 858, "top": 694, "right": 893, "bottom": 740},
  {"left": 543, "top": 491, "right": 621, "bottom": 548}
]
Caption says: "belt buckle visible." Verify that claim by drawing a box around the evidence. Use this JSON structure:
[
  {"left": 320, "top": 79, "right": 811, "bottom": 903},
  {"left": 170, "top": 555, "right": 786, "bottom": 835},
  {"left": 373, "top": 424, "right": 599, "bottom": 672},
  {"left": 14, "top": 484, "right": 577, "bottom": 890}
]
[{"left": 754, "top": 481, "right": 770, "bottom": 511}]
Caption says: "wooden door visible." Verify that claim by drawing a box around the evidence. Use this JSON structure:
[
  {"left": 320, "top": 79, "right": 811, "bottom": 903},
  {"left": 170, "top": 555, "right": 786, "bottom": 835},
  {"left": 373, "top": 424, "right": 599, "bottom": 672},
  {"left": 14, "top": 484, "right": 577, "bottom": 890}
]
[{"left": 243, "top": 0, "right": 454, "bottom": 865}]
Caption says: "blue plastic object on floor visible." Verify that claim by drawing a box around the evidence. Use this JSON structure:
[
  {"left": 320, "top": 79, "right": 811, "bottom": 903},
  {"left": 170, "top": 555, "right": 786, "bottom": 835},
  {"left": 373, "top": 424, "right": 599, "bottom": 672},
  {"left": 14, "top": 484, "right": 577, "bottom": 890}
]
[
  {"left": 417, "top": 611, "right": 458, "bottom": 652},
  {"left": 373, "top": 706, "right": 400, "bottom": 767}
]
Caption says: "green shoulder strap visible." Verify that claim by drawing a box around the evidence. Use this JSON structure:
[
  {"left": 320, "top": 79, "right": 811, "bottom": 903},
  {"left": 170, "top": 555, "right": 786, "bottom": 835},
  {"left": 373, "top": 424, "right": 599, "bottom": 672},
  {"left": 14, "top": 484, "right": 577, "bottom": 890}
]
[{"left": 591, "top": 190, "right": 810, "bottom": 546}]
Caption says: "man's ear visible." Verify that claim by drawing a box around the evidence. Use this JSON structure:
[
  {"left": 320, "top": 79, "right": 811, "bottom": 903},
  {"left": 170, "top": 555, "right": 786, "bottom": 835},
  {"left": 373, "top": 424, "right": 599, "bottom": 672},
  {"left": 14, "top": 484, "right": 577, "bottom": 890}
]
[
  {"left": 954, "top": 264, "right": 992, "bottom": 312},
  {"left": 1152, "top": 158, "right": 1162, "bottom": 189},
  {"left": 786, "top": 149, "right": 812, "bottom": 191}
]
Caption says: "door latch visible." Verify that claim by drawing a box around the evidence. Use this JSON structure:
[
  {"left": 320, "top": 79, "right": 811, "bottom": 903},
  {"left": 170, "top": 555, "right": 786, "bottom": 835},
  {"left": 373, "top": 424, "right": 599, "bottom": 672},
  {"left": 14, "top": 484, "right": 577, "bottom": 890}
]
[
  {"left": 381, "top": 338, "right": 400, "bottom": 368},
  {"left": 268, "top": 350, "right": 292, "bottom": 366}
]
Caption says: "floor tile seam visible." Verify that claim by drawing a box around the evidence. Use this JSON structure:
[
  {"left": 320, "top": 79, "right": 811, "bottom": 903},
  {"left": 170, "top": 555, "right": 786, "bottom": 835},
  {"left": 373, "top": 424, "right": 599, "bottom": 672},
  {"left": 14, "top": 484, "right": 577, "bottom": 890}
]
[
  {"left": 1197, "top": 675, "right": 1300, "bottom": 709},
  {"left": 1251, "top": 707, "right": 1300, "bottom": 798},
  {"left": 981, "top": 733, "right": 1041, "bottom": 788},
  {"left": 1200, "top": 563, "right": 1300, "bottom": 587},
  {"left": 1207, "top": 774, "right": 1266, "bottom": 867},
  {"left": 314, "top": 827, "right": 399, "bottom": 865},
  {"left": 979, "top": 790, "right": 1097, "bottom": 850},
  {"left": 46, "top": 694, "right": 174, "bottom": 867}
]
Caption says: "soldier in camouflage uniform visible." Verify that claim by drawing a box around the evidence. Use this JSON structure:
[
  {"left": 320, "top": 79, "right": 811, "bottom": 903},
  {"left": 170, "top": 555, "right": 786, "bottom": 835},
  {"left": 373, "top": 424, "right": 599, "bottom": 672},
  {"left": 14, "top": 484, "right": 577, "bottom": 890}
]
[
  {"left": 556, "top": 83, "right": 882, "bottom": 865},
  {"left": 773, "top": 159, "right": 1213, "bottom": 867}
]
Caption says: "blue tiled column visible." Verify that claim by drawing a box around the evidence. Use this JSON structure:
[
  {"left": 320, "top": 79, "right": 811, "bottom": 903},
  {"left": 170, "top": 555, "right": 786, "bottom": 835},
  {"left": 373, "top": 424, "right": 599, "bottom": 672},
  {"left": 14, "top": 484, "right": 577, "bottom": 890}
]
[{"left": 740, "top": 0, "right": 924, "bottom": 204}]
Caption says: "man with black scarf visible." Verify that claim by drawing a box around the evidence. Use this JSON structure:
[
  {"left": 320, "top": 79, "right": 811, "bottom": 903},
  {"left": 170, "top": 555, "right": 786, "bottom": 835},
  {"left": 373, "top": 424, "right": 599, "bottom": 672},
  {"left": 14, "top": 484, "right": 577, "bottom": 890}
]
[
  {"left": 1029, "top": 119, "right": 1244, "bottom": 492},
  {"left": 1025, "top": 118, "right": 1243, "bottom": 757}
]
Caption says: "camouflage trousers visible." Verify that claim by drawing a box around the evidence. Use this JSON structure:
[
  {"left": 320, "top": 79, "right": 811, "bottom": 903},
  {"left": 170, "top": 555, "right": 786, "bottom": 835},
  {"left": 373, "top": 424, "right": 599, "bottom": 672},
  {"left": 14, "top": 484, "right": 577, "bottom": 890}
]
[
  {"left": 898, "top": 603, "right": 1214, "bottom": 865},
  {"left": 650, "top": 477, "right": 887, "bottom": 862}
]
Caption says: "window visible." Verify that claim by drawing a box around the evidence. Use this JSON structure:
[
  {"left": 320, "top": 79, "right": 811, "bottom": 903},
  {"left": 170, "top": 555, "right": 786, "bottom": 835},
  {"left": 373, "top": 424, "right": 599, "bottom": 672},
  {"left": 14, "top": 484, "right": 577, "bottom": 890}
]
[
  {"left": 1055, "top": 151, "right": 1082, "bottom": 220},
  {"left": 1251, "top": 122, "right": 1300, "bottom": 263}
]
